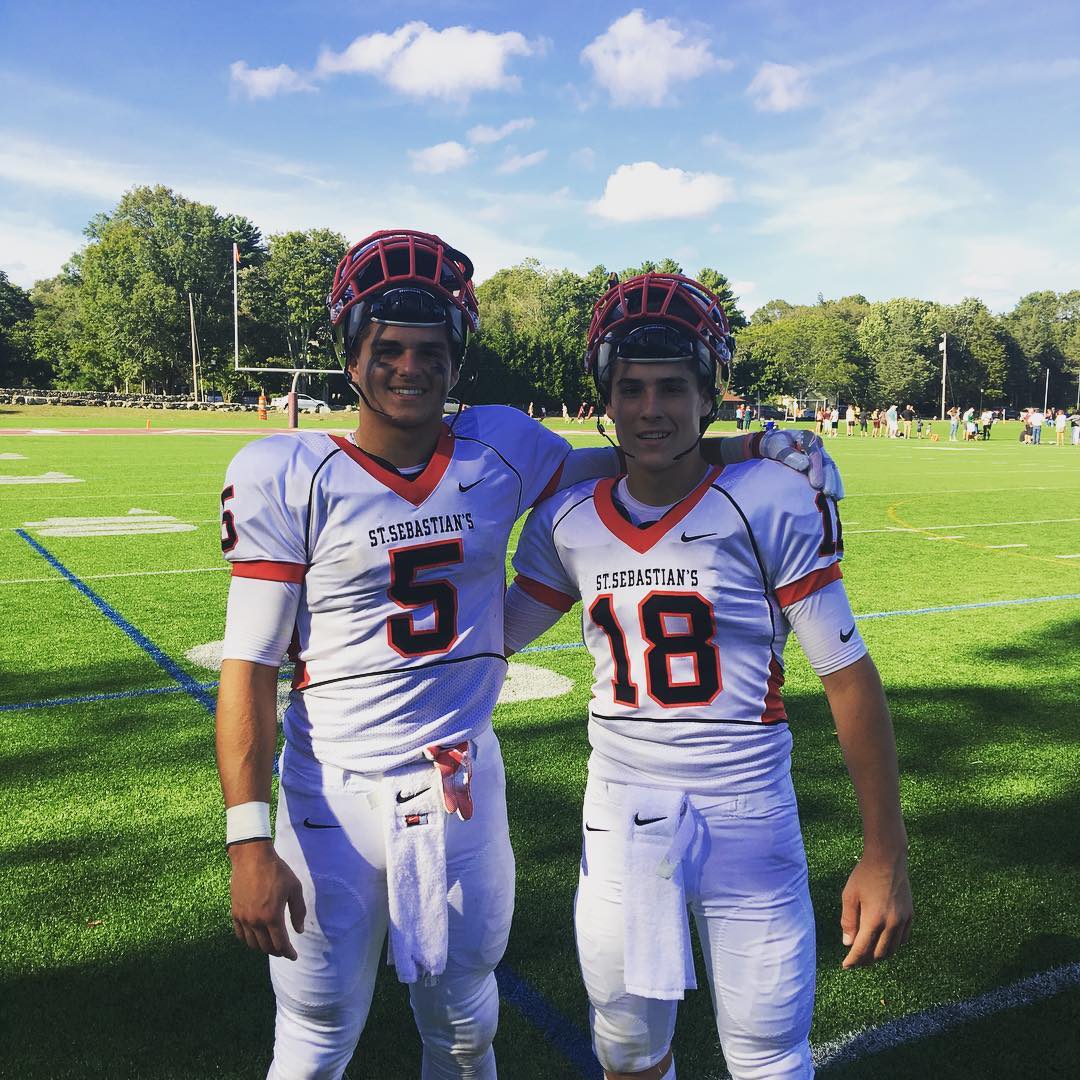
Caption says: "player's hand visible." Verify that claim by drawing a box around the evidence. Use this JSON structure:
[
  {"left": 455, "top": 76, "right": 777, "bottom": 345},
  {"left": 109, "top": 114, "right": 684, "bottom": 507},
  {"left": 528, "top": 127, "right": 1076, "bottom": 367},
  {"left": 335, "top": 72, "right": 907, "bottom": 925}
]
[
  {"left": 228, "top": 840, "right": 307, "bottom": 961},
  {"left": 839, "top": 851, "right": 912, "bottom": 968},
  {"left": 759, "top": 429, "right": 845, "bottom": 500}
]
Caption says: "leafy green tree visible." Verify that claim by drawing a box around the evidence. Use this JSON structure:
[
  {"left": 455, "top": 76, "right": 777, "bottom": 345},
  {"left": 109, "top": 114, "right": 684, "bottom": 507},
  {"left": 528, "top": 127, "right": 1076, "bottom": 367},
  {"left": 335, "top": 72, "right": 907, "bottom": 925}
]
[
  {"left": 750, "top": 298, "right": 795, "bottom": 325},
  {"left": 241, "top": 229, "right": 347, "bottom": 372},
  {"left": 937, "top": 298, "right": 1008, "bottom": 408},
  {"left": 857, "top": 298, "right": 941, "bottom": 409},
  {"left": 0, "top": 272, "right": 39, "bottom": 386},
  {"left": 695, "top": 267, "right": 747, "bottom": 329}
]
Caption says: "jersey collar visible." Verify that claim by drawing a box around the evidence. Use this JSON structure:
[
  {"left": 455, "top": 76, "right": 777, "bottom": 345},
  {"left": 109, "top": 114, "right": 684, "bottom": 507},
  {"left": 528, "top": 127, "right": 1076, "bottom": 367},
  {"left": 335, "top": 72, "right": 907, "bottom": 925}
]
[
  {"left": 329, "top": 424, "right": 454, "bottom": 507},
  {"left": 594, "top": 465, "right": 722, "bottom": 554}
]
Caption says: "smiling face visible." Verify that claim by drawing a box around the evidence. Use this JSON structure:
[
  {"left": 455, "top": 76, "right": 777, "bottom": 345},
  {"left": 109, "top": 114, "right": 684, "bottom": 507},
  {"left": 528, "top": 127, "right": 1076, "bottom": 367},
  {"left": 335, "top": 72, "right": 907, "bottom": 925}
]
[
  {"left": 347, "top": 322, "right": 459, "bottom": 434},
  {"left": 606, "top": 358, "right": 712, "bottom": 481}
]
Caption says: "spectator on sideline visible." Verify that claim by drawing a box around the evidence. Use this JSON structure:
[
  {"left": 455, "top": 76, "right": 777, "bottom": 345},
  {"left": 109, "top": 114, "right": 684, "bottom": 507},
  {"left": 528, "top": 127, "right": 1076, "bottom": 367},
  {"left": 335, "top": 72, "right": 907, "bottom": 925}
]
[
  {"left": 576, "top": 401, "right": 587, "bottom": 424},
  {"left": 1070, "top": 410, "right": 1080, "bottom": 446},
  {"left": 816, "top": 406, "right": 825, "bottom": 435},
  {"left": 736, "top": 402, "right": 745, "bottom": 430},
  {"left": 962, "top": 406, "right": 977, "bottom": 440},
  {"left": 948, "top": 405, "right": 960, "bottom": 441},
  {"left": 830, "top": 405, "right": 840, "bottom": 438},
  {"left": 871, "top": 407, "right": 881, "bottom": 438},
  {"left": 858, "top": 405, "right": 868, "bottom": 436},
  {"left": 886, "top": 404, "right": 899, "bottom": 438},
  {"left": 1029, "top": 408, "right": 1044, "bottom": 445},
  {"left": 980, "top": 409, "right": 994, "bottom": 441},
  {"left": 562, "top": 403, "right": 570, "bottom": 421},
  {"left": 902, "top": 404, "right": 915, "bottom": 440},
  {"left": 1055, "top": 408, "right": 1068, "bottom": 446},
  {"left": 845, "top": 403, "right": 856, "bottom": 436}
]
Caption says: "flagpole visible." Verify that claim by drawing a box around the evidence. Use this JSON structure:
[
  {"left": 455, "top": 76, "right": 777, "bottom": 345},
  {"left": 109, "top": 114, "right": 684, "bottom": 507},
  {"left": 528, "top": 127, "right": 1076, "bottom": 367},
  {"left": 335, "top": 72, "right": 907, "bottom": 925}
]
[{"left": 233, "top": 243, "right": 240, "bottom": 368}]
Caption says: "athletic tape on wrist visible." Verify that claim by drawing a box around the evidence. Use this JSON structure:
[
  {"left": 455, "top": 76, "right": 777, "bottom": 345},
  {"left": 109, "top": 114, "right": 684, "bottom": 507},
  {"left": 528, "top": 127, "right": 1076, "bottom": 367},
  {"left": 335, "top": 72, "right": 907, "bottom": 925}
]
[{"left": 225, "top": 801, "right": 271, "bottom": 846}]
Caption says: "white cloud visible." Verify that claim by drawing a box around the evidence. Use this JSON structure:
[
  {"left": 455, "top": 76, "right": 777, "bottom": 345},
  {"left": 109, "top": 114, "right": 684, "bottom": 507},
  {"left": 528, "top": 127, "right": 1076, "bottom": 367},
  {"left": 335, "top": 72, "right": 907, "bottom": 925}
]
[
  {"left": 571, "top": 147, "right": 597, "bottom": 170},
  {"left": 408, "top": 141, "right": 473, "bottom": 174},
  {"left": 496, "top": 149, "right": 547, "bottom": 175},
  {"left": 0, "top": 215, "right": 85, "bottom": 287},
  {"left": 590, "top": 162, "right": 735, "bottom": 222},
  {"left": 951, "top": 236, "right": 1080, "bottom": 311},
  {"left": 0, "top": 132, "right": 141, "bottom": 199},
  {"left": 746, "top": 63, "right": 810, "bottom": 112},
  {"left": 316, "top": 22, "right": 537, "bottom": 101},
  {"left": 751, "top": 158, "right": 979, "bottom": 257},
  {"left": 229, "top": 61, "right": 314, "bottom": 101},
  {"left": 467, "top": 117, "right": 534, "bottom": 145},
  {"left": 581, "top": 9, "right": 725, "bottom": 107}
]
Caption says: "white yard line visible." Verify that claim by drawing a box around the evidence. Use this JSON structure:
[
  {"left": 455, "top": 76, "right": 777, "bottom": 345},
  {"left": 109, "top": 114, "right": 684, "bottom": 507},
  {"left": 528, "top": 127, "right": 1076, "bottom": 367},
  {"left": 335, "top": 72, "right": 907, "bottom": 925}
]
[
  {"left": 846, "top": 516, "right": 1080, "bottom": 535},
  {"left": 0, "top": 566, "right": 229, "bottom": 586},
  {"left": 986, "top": 544, "right": 1029, "bottom": 549},
  {"left": 709, "top": 961, "right": 1080, "bottom": 1078},
  {"left": 1055, "top": 554, "right": 1080, "bottom": 559}
]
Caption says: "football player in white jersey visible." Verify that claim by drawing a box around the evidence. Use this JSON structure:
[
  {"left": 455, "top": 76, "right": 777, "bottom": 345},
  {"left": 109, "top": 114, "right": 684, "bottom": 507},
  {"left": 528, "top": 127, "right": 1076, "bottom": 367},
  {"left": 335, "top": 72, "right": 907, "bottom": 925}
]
[
  {"left": 505, "top": 273, "right": 912, "bottom": 1080},
  {"left": 215, "top": 231, "right": 844, "bottom": 1080}
]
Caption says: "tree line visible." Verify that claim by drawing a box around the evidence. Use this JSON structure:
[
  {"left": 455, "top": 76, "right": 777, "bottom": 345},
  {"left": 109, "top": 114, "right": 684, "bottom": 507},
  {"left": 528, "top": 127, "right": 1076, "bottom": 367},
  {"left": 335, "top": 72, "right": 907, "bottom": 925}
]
[{"left": 1, "top": 185, "right": 1077, "bottom": 413}]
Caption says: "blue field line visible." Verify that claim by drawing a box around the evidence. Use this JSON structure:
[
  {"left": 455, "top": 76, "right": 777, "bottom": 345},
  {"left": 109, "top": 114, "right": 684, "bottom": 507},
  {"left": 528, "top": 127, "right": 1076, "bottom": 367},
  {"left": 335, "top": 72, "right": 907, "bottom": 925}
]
[
  {"left": 0, "top": 682, "right": 198, "bottom": 713},
  {"left": 495, "top": 963, "right": 600, "bottom": 1078},
  {"left": 14, "top": 530, "right": 217, "bottom": 715}
]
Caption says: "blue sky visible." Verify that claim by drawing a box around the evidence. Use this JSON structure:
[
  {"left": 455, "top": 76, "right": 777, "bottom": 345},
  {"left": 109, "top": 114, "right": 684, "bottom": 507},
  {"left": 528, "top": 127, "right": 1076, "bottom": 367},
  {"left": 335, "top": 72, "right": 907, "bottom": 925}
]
[{"left": 1, "top": 1, "right": 1078, "bottom": 315}]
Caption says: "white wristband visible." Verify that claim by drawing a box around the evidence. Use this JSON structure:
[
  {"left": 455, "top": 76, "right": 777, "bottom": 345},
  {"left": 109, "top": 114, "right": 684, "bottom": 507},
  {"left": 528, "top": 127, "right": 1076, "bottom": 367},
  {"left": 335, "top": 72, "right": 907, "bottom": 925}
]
[{"left": 226, "top": 801, "right": 272, "bottom": 847}]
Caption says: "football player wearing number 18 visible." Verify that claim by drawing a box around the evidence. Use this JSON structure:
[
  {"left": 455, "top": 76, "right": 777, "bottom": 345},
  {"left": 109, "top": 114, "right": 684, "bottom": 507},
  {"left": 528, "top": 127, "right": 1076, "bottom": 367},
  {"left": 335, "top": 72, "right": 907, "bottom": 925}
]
[
  {"left": 215, "top": 231, "right": 840, "bottom": 1080},
  {"left": 505, "top": 273, "right": 912, "bottom": 1080}
]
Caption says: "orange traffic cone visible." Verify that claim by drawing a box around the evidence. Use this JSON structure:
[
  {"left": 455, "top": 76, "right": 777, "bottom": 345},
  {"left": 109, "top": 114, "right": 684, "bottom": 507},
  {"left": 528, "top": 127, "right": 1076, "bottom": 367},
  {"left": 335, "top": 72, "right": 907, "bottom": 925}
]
[{"left": 146, "top": 418, "right": 151, "bottom": 430}]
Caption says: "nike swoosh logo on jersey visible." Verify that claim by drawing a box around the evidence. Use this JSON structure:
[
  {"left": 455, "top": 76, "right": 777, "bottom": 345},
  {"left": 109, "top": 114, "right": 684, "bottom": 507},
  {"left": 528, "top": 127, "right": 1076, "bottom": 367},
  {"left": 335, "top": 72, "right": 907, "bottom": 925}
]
[
  {"left": 458, "top": 477, "right": 486, "bottom": 492},
  {"left": 302, "top": 818, "right": 341, "bottom": 830},
  {"left": 396, "top": 786, "right": 432, "bottom": 804},
  {"left": 840, "top": 625, "right": 856, "bottom": 642},
  {"left": 634, "top": 813, "right": 667, "bottom": 827},
  {"left": 681, "top": 531, "right": 716, "bottom": 543},
  {"left": 584, "top": 823, "right": 609, "bottom": 832}
]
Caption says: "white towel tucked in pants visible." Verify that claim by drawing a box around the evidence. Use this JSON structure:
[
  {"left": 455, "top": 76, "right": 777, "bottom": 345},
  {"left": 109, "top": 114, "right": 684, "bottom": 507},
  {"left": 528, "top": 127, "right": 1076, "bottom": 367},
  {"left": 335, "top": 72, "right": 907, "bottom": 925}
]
[
  {"left": 382, "top": 758, "right": 448, "bottom": 985},
  {"left": 623, "top": 785, "right": 698, "bottom": 1000}
]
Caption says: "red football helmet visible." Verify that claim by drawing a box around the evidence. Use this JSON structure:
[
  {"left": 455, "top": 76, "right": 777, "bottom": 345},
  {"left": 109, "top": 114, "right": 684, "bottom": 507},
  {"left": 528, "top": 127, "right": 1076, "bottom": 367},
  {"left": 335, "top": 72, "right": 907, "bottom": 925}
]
[
  {"left": 586, "top": 273, "right": 735, "bottom": 426},
  {"left": 328, "top": 229, "right": 480, "bottom": 370}
]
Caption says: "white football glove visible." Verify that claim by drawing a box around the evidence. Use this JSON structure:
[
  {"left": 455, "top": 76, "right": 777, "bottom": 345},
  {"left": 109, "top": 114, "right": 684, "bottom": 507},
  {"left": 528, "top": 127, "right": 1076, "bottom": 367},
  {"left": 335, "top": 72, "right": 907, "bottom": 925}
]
[{"left": 759, "top": 429, "right": 845, "bottom": 500}]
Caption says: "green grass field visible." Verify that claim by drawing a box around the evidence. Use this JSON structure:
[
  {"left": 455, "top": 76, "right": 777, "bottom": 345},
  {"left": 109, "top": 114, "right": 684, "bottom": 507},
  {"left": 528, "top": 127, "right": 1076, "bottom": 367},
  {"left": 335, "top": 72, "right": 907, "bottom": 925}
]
[{"left": 1, "top": 406, "right": 1078, "bottom": 1079}]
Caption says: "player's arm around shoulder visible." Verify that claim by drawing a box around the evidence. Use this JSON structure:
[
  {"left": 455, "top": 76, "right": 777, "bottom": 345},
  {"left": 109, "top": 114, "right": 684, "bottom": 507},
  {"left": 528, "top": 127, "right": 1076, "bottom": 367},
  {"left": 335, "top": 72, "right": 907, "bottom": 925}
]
[{"left": 504, "top": 484, "right": 587, "bottom": 654}]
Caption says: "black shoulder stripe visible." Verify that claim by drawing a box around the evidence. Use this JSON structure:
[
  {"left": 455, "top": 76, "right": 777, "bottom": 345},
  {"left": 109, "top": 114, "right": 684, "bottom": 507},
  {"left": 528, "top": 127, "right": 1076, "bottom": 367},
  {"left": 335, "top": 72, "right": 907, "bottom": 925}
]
[
  {"left": 305, "top": 447, "right": 343, "bottom": 561},
  {"left": 452, "top": 434, "right": 524, "bottom": 515},
  {"left": 710, "top": 483, "right": 778, "bottom": 643},
  {"left": 552, "top": 490, "right": 597, "bottom": 537}
]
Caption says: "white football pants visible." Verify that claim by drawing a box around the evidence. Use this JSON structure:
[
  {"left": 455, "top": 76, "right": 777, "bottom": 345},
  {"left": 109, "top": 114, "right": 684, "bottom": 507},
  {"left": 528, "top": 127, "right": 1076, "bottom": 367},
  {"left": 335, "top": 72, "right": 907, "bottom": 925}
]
[
  {"left": 266, "top": 728, "right": 515, "bottom": 1080},
  {"left": 575, "top": 772, "right": 816, "bottom": 1080}
]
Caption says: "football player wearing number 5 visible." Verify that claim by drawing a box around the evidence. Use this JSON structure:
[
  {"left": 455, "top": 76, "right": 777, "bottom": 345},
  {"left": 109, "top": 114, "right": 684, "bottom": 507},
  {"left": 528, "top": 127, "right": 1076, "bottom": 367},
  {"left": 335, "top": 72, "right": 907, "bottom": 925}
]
[
  {"left": 505, "top": 273, "right": 912, "bottom": 1080},
  {"left": 215, "top": 231, "right": 842, "bottom": 1080}
]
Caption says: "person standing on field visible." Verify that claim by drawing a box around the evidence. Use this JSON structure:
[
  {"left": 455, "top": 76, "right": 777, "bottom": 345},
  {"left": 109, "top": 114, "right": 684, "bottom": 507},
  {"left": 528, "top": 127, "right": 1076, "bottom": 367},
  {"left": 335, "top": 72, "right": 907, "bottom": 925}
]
[
  {"left": 886, "top": 404, "right": 899, "bottom": 438},
  {"left": 845, "top": 403, "right": 855, "bottom": 436},
  {"left": 902, "top": 404, "right": 915, "bottom": 440},
  {"left": 1055, "top": 409, "right": 1067, "bottom": 446},
  {"left": 504, "top": 272, "right": 911, "bottom": 1080},
  {"left": 215, "top": 233, "right": 843, "bottom": 1080},
  {"left": 948, "top": 406, "right": 960, "bottom": 441}
]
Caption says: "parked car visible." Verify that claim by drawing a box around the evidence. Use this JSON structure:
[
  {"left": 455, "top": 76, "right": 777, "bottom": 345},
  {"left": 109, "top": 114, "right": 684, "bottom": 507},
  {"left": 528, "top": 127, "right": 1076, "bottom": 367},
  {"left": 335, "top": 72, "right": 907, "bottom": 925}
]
[
  {"left": 204, "top": 390, "right": 224, "bottom": 403},
  {"left": 239, "top": 390, "right": 262, "bottom": 407},
  {"left": 270, "top": 393, "right": 330, "bottom": 413}
]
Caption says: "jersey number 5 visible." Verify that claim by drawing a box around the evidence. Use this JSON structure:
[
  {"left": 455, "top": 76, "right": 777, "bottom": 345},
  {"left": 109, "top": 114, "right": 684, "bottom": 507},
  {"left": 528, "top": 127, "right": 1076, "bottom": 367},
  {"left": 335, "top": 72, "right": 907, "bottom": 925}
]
[
  {"left": 387, "top": 540, "right": 463, "bottom": 657},
  {"left": 589, "top": 591, "right": 722, "bottom": 708}
]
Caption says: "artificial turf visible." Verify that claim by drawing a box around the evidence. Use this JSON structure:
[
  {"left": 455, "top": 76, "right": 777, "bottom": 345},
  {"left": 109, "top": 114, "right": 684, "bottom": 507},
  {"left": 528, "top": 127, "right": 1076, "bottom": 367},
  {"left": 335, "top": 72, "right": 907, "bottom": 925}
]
[{"left": 0, "top": 408, "right": 1077, "bottom": 1079}]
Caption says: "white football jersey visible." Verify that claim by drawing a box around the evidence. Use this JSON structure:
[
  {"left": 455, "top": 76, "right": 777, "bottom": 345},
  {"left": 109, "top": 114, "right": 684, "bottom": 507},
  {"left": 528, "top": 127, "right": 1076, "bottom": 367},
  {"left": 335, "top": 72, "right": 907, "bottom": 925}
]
[
  {"left": 221, "top": 406, "right": 569, "bottom": 773},
  {"left": 512, "top": 460, "right": 846, "bottom": 791}
]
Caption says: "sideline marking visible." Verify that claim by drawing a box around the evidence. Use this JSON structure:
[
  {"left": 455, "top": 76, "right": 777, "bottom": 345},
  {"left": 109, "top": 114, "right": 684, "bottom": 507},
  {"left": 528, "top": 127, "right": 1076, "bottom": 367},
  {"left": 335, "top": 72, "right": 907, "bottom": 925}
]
[
  {"left": 811, "top": 960, "right": 1080, "bottom": 1073},
  {"left": 707, "top": 960, "right": 1080, "bottom": 1078},
  {"left": 0, "top": 471, "right": 83, "bottom": 484},
  {"left": 23, "top": 510, "right": 197, "bottom": 537},
  {"left": 14, "top": 530, "right": 216, "bottom": 715},
  {"left": 924, "top": 535, "right": 964, "bottom": 540},
  {"left": 0, "top": 453, "right": 27, "bottom": 460},
  {"left": 495, "top": 964, "right": 600, "bottom": 1079},
  {"left": 1056, "top": 554, "right": 1080, "bottom": 559},
  {"left": 987, "top": 544, "right": 1028, "bottom": 549}
]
